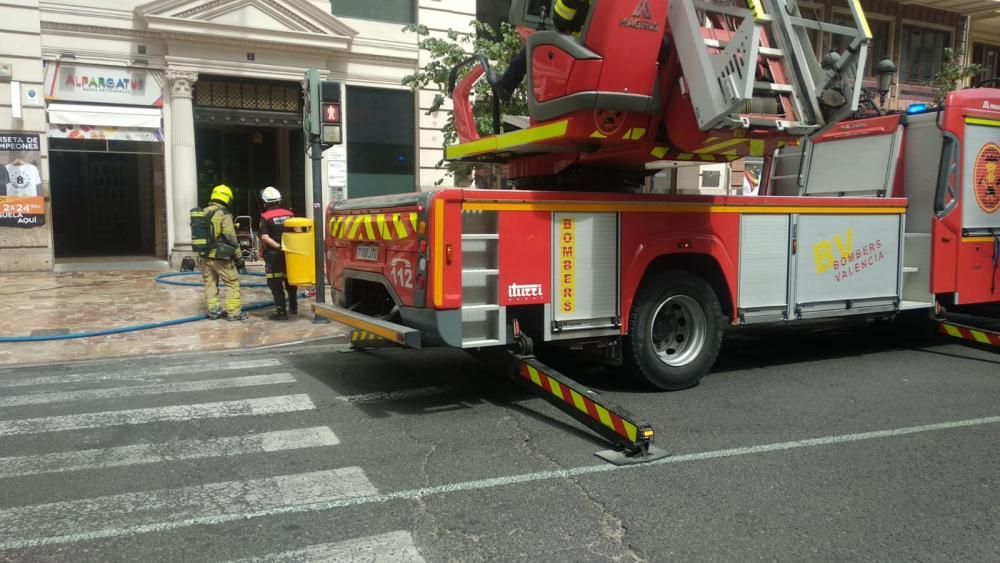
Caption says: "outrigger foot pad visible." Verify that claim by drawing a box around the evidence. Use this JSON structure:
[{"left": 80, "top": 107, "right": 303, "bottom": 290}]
[{"left": 595, "top": 445, "right": 670, "bottom": 466}]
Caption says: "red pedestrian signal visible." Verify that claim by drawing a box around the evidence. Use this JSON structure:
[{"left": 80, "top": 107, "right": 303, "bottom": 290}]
[{"left": 323, "top": 103, "right": 341, "bottom": 124}]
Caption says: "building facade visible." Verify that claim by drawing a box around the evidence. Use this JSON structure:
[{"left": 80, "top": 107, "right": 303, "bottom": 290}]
[
  {"left": 0, "top": 0, "right": 476, "bottom": 271},
  {"left": 1, "top": 0, "right": 997, "bottom": 270}
]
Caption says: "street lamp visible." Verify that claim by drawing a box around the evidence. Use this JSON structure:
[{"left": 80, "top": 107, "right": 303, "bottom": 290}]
[{"left": 875, "top": 58, "right": 897, "bottom": 108}]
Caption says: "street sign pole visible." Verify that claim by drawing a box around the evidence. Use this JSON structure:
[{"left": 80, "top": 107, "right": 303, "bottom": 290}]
[{"left": 305, "top": 69, "right": 329, "bottom": 324}]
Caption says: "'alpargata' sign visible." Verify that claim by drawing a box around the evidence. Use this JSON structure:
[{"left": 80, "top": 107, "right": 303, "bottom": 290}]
[{"left": 43, "top": 62, "right": 163, "bottom": 106}]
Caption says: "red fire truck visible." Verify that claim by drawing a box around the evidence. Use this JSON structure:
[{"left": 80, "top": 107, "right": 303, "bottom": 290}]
[{"left": 313, "top": 0, "right": 1000, "bottom": 462}]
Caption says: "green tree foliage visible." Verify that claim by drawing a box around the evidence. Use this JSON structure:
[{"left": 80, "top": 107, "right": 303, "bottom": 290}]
[
  {"left": 930, "top": 48, "right": 985, "bottom": 106},
  {"left": 402, "top": 21, "right": 527, "bottom": 186}
]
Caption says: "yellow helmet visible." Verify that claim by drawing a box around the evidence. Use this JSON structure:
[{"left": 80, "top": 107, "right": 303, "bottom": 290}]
[{"left": 210, "top": 184, "right": 233, "bottom": 206}]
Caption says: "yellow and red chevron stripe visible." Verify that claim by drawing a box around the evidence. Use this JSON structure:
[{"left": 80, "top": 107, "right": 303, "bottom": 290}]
[
  {"left": 349, "top": 329, "right": 397, "bottom": 349},
  {"left": 329, "top": 212, "right": 419, "bottom": 242},
  {"left": 938, "top": 322, "right": 1000, "bottom": 347},
  {"left": 519, "top": 363, "right": 640, "bottom": 444}
]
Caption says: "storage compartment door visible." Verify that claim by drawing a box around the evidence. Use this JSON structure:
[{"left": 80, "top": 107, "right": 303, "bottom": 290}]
[
  {"left": 738, "top": 215, "right": 790, "bottom": 322},
  {"left": 793, "top": 214, "right": 902, "bottom": 315},
  {"left": 549, "top": 212, "right": 619, "bottom": 337}
]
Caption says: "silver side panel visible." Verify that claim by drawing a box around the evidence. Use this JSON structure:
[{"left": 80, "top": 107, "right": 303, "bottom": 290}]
[
  {"left": 802, "top": 126, "right": 902, "bottom": 196},
  {"left": 961, "top": 124, "right": 1000, "bottom": 232},
  {"left": 793, "top": 214, "right": 902, "bottom": 312},
  {"left": 738, "top": 215, "right": 790, "bottom": 320},
  {"left": 547, "top": 212, "right": 620, "bottom": 340},
  {"left": 901, "top": 113, "right": 943, "bottom": 234}
]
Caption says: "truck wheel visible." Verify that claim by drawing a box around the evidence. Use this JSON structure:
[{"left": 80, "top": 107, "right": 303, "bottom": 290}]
[{"left": 626, "top": 270, "right": 724, "bottom": 390}]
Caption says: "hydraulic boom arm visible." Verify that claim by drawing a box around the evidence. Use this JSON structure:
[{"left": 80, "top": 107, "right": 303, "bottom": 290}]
[{"left": 445, "top": 0, "right": 873, "bottom": 186}]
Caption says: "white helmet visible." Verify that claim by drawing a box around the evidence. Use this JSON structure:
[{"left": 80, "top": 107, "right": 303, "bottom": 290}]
[{"left": 260, "top": 186, "right": 282, "bottom": 204}]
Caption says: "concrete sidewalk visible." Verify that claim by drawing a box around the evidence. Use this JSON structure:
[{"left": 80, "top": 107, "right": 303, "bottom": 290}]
[{"left": 0, "top": 267, "right": 348, "bottom": 367}]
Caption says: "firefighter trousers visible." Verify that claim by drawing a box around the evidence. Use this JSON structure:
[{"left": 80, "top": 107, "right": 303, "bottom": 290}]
[
  {"left": 201, "top": 257, "right": 241, "bottom": 315},
  {"left": 264, "top": 250, "right": 297, "bottom": 313}
]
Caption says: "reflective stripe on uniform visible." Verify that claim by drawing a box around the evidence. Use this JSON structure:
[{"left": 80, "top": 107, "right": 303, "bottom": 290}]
[{"left": 553, "top": 0, "right": 577, "bottom": 20}]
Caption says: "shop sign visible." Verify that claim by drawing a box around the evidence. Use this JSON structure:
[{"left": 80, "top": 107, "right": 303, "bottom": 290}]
[
  {"left": 48, "top": 125, "right": 164, "bottom": 142},
  {"left": 0, "top": 133, "right": 45, "bottom": 228},
  {"left": 44, "top": 63, "right": 163, "bottom": 107}
]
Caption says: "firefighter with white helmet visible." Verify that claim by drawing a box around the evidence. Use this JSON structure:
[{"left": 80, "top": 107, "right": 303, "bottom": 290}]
[{"left": 259, "top": 186, "right": 298, "bottom": 320}]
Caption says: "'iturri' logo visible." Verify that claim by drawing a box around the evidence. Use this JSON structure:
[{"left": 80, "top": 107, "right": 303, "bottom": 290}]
[
  {"left": 621, "top": 0, "right": 659, "bottom": 31},
  {"left": 508, "top": 283, "right": 543, "bottom": 299}
]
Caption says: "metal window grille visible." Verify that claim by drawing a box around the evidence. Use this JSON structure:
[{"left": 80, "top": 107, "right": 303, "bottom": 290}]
[{"left": 194, "top": 78, "right": 302, "bottom": 113}]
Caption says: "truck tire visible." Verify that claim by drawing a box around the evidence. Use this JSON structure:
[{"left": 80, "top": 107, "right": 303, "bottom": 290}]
[{"left": 626, "top": 270, "right": 724, "bottom": 390}]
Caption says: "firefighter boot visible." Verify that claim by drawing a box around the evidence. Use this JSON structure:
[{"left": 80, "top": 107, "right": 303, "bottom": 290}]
[
  {"left": 266, "top": 275, "right": 287, "bottom": 320},
  {"left": 287, "top": 285, "right": 298, "bottom": 315}
]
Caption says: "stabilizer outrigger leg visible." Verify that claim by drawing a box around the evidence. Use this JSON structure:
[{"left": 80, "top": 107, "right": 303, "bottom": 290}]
[
  {"left": 937, "top": 320, "right": 1000, "bottom": 349},
  {"left": 479, "top": 342, "right": 668, "bottom": 466}
]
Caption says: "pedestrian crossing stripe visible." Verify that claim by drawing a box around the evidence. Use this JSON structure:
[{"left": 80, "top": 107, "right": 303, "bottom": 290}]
[
  {"left": 228, "top": 532, "right": 424, "bottom": 563},
  {"left": 329, "top": 212, "right": 418, "bottom": 241},
  {"left": 0, "top": 468, "right": 377, "bottom": 549},
  {"left": 518, "top": 363, "right": 639, "bottom": 444},
  {"left": 938, "top": 321, "right": 1000, "bottom": 347}
]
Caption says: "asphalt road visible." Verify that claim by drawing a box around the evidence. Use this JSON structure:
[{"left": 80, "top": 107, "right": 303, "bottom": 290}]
[{"left": 0, "top": 320, "right": 997, "bottom": 562}]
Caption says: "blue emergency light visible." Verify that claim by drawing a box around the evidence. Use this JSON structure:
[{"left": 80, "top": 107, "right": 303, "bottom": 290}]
[{"left": 906, "top": 103, "right": 929, "bottom": 114}]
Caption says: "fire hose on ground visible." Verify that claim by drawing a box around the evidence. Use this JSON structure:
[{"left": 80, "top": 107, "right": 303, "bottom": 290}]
[{"left": 0, "top": 272, "right": 307, "bottom": 343}]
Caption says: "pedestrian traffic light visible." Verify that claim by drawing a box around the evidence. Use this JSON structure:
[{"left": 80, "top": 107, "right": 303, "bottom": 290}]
[
  {"left": 321, "top": 101, "right": 342, "bottom": 145},
  {"left": 303, "top": 70, "right": 343, "bottom": 148},
  {"left": 319, "top": 80, "right": 342, "bottom": 148},
  {"left": 302, "top": 71, "right": 343, "bottom": 148},
  {"left": 322, "top": 102, "right": 340, "bottom": 125}
]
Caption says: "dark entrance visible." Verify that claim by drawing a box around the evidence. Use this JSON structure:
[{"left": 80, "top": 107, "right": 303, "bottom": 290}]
[
  {"left": 192, "top": 76, "right": 306, "bottom": 221},
  {"left": 50, "top": 150, "right": 159, "bottom": 258}
]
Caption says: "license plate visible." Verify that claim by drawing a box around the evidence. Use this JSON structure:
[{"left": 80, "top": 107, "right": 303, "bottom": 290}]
[{"left": 355, "top": 245, "right": 379, "bottom": 261}]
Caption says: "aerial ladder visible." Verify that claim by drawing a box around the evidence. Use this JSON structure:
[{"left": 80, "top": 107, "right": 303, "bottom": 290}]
[{"left": 445, "top": 0, "right": 873, "bottom": 190}]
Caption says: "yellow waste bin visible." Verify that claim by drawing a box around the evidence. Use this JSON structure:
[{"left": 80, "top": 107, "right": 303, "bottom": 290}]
[{"left": 282, "top": 217, "right": 315, "bottom": 286}]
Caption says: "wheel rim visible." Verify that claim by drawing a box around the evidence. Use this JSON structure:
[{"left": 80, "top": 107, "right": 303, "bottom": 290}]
[{"left": 649, "top": 294, "right": 707, "bottom": 367}]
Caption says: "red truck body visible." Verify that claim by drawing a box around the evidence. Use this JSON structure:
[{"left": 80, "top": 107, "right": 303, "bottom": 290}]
[{"left": 321, "top": 85, "right": 999, "bottom": 390}]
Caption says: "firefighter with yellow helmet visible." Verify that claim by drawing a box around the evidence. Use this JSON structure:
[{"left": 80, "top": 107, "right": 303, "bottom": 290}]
[
  {"left": 489, "top": 0, "right": 592, "bottom": 101},
  {"left": 198, "top": 184, "right": 247, "bottom": 321}
]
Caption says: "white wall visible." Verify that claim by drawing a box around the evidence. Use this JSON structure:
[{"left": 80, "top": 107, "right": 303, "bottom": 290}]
[
  {"left": 0, "top": 0, "right": 51, "bottom": 272},
  {"left": 416, "top": 0, "right": 476, "bottom": 190}
]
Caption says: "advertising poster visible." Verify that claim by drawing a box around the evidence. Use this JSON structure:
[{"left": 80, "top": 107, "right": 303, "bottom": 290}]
[
  {"left": 0, "top": 132, "right": 46, "bottom": 227},
  {"left": 325, "top": 144, "right": 347, "bottom": 201}
]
